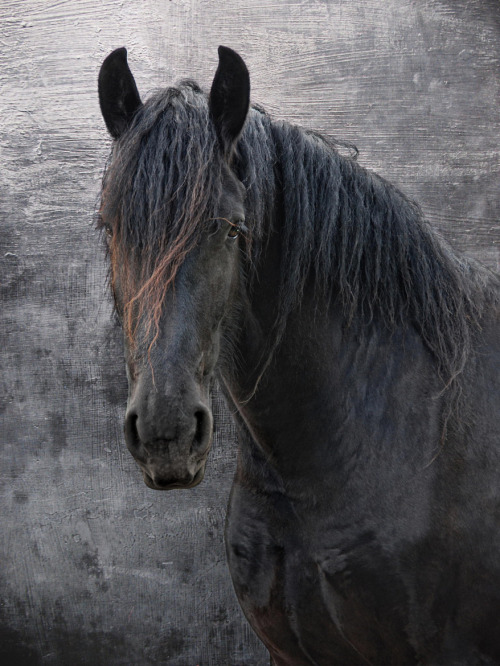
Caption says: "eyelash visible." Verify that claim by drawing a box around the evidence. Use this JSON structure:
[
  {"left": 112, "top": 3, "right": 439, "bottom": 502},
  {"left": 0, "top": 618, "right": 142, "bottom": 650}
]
[{"left": 208, "top": 218, "right": 247, "bottom": 240}]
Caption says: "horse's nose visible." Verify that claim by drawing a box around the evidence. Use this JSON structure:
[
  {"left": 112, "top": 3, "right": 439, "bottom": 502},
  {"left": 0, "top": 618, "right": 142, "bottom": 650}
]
[{"left": 123, "top": 400, "right": 213, "bottom": 459}]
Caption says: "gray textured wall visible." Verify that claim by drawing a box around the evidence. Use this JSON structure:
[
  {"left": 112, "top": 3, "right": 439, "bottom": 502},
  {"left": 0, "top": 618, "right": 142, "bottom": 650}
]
[{"left": 1, "top": 1, "right": 498, "bottom": 665}]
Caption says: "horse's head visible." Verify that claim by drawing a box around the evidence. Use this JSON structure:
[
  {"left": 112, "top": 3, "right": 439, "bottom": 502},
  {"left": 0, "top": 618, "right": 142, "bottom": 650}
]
[{"left": 98, "top": 47, "right": 250, "bottom": 489}]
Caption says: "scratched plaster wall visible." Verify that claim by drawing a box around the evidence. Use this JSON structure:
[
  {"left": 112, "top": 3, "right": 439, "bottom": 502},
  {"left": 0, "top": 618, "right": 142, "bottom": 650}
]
[{"left": 1, "top": 1, "right": 498, "bottom": 665}]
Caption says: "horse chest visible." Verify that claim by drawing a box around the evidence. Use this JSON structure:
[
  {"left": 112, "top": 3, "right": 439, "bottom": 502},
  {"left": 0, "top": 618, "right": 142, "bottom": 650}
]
[{"left": 226, "top": 481, "right": 417, "bottom": 665}]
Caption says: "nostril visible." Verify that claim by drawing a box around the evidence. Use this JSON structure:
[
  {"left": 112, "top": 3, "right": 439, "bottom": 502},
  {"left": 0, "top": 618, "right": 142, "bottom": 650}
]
[
  {"left": 192, "top": 407, "right": 212, "bottom": 455},
  {"left": 124, "top": 412, "right": 141, "bottom": 454},
  {"left": 194, "top": 411, "right": 204, "bottom": 444}
]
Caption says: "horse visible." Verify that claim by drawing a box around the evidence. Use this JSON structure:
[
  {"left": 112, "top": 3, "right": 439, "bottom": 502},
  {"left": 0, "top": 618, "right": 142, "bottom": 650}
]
[{"left": 97, "top": 46, "right": 500, "bottom": 665}]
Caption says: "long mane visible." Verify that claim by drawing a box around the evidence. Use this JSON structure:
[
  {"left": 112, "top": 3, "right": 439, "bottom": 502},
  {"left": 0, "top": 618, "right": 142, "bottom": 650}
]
[{"left": 100, "top": 80, "right": 493, "bottom": 387}]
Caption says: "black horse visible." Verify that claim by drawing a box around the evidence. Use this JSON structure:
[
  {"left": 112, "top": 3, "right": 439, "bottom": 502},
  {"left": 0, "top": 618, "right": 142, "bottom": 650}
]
[{"left": 97, "top": 46, "right": 500, "bottom": 665}]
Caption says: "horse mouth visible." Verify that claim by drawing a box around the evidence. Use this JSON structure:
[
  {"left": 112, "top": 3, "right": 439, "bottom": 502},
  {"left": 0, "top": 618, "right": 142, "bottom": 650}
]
[{"left": 141, "top": 464, "right": 206, "bottom": 491}]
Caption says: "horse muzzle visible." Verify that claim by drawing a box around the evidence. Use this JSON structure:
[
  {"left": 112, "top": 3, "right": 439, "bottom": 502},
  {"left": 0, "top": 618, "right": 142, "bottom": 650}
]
[{"left": 123, "top": 394, "right": 213, "bottom": 490}]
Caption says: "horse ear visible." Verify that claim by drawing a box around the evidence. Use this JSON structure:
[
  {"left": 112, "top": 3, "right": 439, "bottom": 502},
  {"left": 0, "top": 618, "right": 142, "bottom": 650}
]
[
  {"left": 98, "top": 47, "right": 142, "bottom": 139},
  {"left": 209, "top": 46, "right": 250, "bottom": 153}
]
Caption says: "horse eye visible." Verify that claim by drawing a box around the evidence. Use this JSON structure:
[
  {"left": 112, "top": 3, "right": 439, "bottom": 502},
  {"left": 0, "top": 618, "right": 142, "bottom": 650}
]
[
  {"left": 227, "top": 219, "right": 246, "bottom": 239},
  {"left": 227, "top": 225, "right": 241, "bottom": 239},
  {"left": 103, "top": 226, "right": 113, "bottom": 245}
]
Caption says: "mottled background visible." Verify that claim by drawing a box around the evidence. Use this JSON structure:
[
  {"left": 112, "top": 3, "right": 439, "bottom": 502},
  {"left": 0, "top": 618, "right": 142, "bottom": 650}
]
[{"left": 1, "top": 1, "right": 498, "bottom": 664}]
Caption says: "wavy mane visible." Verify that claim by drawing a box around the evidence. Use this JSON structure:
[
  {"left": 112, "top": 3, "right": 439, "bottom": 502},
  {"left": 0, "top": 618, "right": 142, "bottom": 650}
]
[{"left": 99, "top": 80, "right": 492, "bottom": 386}]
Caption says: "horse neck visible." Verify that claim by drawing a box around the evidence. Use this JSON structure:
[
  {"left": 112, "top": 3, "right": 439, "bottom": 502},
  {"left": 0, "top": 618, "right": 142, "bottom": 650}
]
[{"left": 222, "top": 226, "right": 444, "bottom": 492}]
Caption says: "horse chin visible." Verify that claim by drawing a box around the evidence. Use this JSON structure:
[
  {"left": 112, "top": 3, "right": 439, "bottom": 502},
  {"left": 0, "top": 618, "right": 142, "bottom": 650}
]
[{"left": 141, "top": 463, "right": 206, "bottom": 491}]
